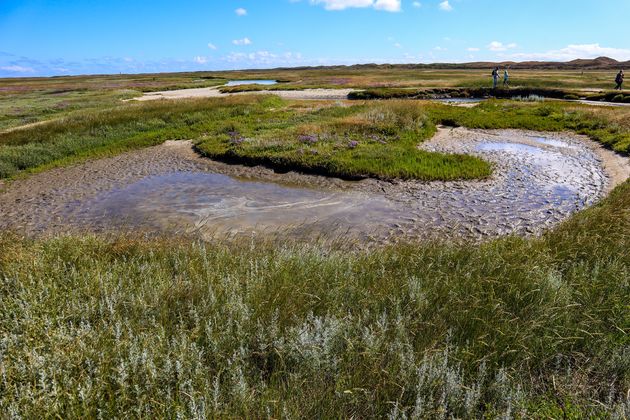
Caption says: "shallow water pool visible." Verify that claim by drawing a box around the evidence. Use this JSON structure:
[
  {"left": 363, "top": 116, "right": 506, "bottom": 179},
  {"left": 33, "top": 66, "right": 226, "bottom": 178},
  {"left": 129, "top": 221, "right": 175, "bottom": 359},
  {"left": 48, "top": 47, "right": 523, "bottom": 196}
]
[{"left": 225, "top": 80, "right": 278, "bottom": 86}]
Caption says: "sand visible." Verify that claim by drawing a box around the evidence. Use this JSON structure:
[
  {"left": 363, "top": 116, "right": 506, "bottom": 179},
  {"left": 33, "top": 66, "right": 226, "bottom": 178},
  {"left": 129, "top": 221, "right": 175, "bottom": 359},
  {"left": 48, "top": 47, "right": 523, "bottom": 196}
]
[{"left": 131, "top": 87, "right": 355, "bottom": 102}]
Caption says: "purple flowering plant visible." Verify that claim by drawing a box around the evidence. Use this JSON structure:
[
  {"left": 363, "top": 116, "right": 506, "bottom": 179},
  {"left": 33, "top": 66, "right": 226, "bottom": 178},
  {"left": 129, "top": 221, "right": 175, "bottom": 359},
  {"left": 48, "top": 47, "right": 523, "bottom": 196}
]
[
  {"left": 298, "top": 134, "right": 319, "bottom": 144},
  {"left": 228, "top": 131, "right": 245, "bottom": 145}
]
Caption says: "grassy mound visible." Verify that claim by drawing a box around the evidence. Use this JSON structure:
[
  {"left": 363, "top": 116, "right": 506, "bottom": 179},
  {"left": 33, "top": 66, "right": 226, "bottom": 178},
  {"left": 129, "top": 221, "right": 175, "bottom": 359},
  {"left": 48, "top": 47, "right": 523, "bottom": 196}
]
[
  {"left": 194, "top": 100, "right": 491, "bottom": 181},
  {"left": 348, "top": 87, "right": 581, "bottom": 101}
]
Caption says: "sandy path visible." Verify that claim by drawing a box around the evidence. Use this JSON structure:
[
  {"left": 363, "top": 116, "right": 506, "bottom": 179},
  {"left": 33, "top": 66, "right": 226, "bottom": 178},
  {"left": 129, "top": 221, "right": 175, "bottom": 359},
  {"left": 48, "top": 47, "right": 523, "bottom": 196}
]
[
  {"left": 0, "top": 129, "right": 627, "bottom": 243},
  {"left": 132, "top": 87, "right": 355, "bottom": 101},
  {"left": 575, "top": 99, "right": 630, "bottom": 107}
]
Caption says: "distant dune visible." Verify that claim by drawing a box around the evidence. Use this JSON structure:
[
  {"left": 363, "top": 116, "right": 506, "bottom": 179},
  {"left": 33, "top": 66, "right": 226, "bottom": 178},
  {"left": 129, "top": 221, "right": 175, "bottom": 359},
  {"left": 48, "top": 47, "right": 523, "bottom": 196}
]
[{"left": 281, "top": 56, "right": 629, "bottom": 71}]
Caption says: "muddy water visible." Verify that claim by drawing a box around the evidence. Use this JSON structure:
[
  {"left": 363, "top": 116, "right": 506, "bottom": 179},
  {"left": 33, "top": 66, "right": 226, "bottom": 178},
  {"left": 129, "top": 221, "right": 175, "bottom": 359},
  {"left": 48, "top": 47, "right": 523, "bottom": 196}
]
[{"left": 0, "top": 129, "right": 627, "bottom": 243}]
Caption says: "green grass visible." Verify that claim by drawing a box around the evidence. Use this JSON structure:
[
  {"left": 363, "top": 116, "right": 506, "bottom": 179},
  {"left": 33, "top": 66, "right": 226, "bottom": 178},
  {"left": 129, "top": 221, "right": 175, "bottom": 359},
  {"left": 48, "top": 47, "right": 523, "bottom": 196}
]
[
  {"left": 0, "top": 96, "right": 492, "bottom": 181},
  {"left": 0, "top": 74, "right": 226, "bottom": 131},
  {"left": 194, "top": 100, "right": 491, "bottom": 181},
  {"left": 2, "top": 95, "right": 629, "bottom": 182},
  {"left": 1, "top": 178, "right": 629, "bottom": 417}
]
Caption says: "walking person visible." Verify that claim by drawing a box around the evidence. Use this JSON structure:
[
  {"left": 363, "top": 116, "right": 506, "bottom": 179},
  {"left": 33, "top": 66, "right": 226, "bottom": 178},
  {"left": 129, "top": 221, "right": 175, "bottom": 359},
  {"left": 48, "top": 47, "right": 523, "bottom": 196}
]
[
  {"left": 503, "top": 67, "right": 510, "bottom": 88},
  {"left": 492, "top": 67, "right": 499, "bottom": 89},
  {"left": 615, "top": 70, "right": 624, "bottom": 90}
]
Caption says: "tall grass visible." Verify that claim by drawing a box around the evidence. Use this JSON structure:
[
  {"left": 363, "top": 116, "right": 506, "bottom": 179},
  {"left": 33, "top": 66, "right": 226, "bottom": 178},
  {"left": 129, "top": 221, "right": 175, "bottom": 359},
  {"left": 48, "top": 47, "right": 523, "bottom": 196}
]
[
  {"left": 0, "top": 97, "right": 492, "bottom": 181},
  {"left": 1, "top": 180, "right": 629, "bottom": 417}
]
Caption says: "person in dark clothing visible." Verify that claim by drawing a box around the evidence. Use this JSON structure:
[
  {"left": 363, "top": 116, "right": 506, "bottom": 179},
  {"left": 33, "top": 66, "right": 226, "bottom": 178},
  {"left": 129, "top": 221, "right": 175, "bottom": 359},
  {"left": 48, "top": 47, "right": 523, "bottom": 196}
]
[
  {"left": 492, "top": 67, "right": 499, "bottom": 89},
  {"left": 615, "top": 70, "right": 624, "bottom": 90}
]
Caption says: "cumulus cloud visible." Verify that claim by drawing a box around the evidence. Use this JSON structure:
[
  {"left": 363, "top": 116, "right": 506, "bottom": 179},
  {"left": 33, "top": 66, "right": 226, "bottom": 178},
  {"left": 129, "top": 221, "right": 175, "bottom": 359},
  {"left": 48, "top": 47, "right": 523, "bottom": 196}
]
[
  {"left": 208, "top": 43, "right": 217, "bottom": 50},
  {"left": 235, "top": 8, "right": 247, "bottom": 16},
  {"left": 439, "top": 1, "right": 452, "bottom": 11},
  {"left": 506, "top": 43, "right": 630, "bottom": 62},
  {"left": 487, "top": 41, "right": 517, "bottom": 51},
  {"left": 193, "top": 56, "right": 208, "bottom": 64},
  {"left": 309, "top": 0, "right": 401, "bottom": 12},
  {"left": 232, "top": 37, "right": 252, "bottom": 46},
  {"left": 374, "top": 0, "right": 401, "bottom": 11}
]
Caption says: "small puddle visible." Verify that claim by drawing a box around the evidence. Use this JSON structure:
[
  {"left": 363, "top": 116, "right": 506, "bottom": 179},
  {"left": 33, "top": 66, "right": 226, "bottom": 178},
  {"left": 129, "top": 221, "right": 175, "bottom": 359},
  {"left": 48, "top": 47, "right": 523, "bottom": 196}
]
[
  {"left": 530, "top": 137, "right": 576, "bottom": 149},
  {"left": 225, "top": 80, "right": 278, "bottom": 87},
  {"left": 436, "top": 98, "right": 483, "bottom": 104},
  {"left": 475, "top": 142, "right": 545, "bottom": 155}
]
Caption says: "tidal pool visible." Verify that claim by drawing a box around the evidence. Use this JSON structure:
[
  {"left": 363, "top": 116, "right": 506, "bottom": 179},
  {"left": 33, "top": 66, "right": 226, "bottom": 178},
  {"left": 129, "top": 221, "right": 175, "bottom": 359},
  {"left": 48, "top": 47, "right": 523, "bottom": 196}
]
[{"left": 73, "top": 171, "right": 399, "bottom": 241}]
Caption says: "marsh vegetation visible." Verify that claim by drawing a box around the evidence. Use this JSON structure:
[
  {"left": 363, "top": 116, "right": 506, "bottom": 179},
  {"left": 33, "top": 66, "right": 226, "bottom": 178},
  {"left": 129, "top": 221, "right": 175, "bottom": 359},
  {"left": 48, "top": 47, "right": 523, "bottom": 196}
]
[{"left": 1, "top": 70, "right": 629, "bottom": 417}]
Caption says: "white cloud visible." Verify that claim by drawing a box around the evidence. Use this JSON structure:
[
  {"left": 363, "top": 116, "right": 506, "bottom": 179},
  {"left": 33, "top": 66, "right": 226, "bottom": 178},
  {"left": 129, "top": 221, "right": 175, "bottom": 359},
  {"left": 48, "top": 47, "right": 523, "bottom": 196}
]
[
  {"left": 235, "top": 7, "right": 247, "bottom": 16},
  {"left": 208, "top": 43, "right": 217, "bottom": 50},
  {"left": 412, "top": 1, "right": 421, "bottom": 7},
  {"left": 224, "top": 50, "right": 305, "bottom": 66},
  {"left": 433, "top": 46, "right": 447, "bottom": 51},
  {"left": 374, "top": 0, "right": 401, "bottom": 11},
  {"left": 439, "top": 1, "right": 452, "bottom": 11},
  {"left": 487, "top": 41, "right": 517, "bottom": 51},
  {"left": 232, "top": 37, "right": 252, "bottom": 46},
  {"left": 309, "top": 0, "right": 400, "bottom": 12},
  {"left": 506, "top": 43, "right": 630, "bottom": 62},
  {"left": 193, "top": 56, "right": 208, "bottom": 64},
  {"left": 467, "top": 47, "right": 480, "bottom": 52},
  {"left": 394, "top": 42, "right": 402, "bottom": 48},
  {"left": 0, "top": 65, "right": 35, "bottom": 73}
]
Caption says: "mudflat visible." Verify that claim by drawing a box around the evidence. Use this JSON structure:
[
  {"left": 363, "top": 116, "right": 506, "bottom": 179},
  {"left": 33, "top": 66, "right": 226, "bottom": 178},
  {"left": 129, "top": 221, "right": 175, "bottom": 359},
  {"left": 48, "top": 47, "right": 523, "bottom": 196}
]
[{"left": 1, "top": 128, "right": 627, "bottom": 243}]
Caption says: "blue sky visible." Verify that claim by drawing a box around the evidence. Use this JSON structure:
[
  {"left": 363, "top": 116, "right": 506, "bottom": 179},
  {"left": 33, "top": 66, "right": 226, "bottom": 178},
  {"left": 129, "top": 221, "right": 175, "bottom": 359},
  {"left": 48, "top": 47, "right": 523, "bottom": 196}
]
[{"left": 1, "top": 0, "right": 630, "bottom": 77}]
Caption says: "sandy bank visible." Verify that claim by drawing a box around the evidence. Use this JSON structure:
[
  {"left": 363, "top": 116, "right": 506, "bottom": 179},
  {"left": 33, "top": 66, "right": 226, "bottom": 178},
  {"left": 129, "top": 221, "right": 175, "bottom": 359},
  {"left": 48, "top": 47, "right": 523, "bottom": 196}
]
[{"left": 132, "top": 87, "right": 355, "bottom": 101}]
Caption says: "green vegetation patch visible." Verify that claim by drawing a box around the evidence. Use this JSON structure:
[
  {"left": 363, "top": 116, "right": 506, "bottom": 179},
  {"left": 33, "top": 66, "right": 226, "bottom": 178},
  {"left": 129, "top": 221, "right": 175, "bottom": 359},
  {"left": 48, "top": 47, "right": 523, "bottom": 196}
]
[
  {"left": 2, "top": 95, "right": 630, "bottom": 182},
  {"left": 0, "top": 96, "right": 492, "bottom": 181},
  {"left": 349, "top": 86, "right": 583, "bottom": 101},
  {"left": 194, "top": 101, "right": 491, "bottom": 181}
]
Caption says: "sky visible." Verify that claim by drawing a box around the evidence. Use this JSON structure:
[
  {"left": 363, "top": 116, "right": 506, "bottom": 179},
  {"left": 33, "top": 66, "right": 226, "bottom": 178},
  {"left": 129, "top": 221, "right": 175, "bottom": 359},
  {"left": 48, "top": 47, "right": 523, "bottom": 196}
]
[{"left": 1, "top": 0, "right": 630, "bottom": 77}]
